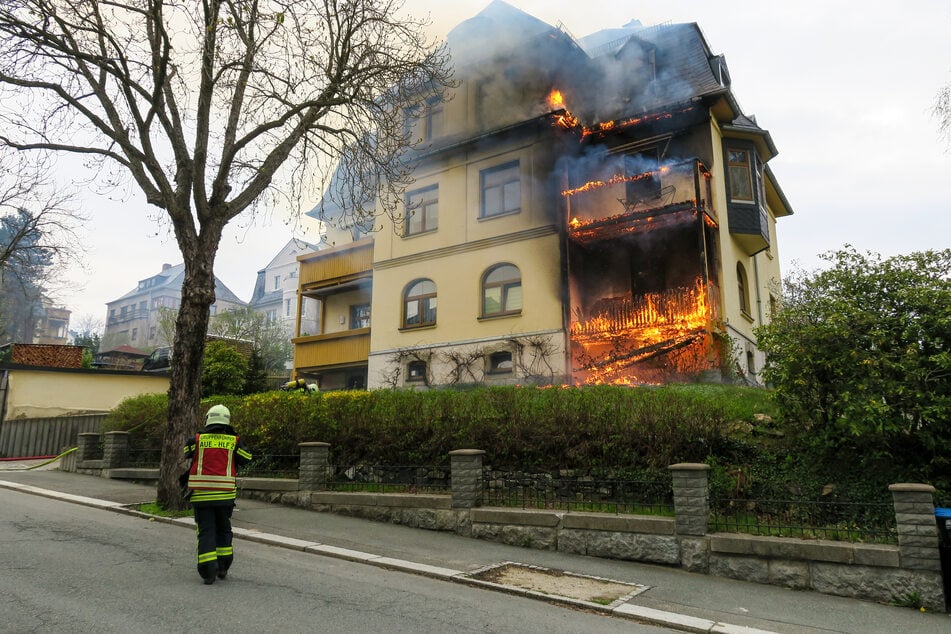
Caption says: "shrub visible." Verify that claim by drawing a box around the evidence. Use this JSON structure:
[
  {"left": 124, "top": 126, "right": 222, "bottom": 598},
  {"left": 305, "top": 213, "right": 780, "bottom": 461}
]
[{"left": 202, "top": 340, "right": 248, "bottom": 396}]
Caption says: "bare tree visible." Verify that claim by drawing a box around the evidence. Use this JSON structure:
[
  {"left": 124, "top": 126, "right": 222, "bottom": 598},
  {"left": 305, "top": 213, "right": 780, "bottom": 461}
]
[
  {"left": 0, "top": 151, "right": 83, "bottom": 284},
  {"left": 0, "top": 151, "right": 84, "bottom": 342},
  {"left": 209, "top": 306, "right": 292, "bottom": 371},
  {"left": 937, "top": 82, "right": 951, "bottom": 147},
  {"left": 0, "top": 0, "right": 452, "bottom": 508}
]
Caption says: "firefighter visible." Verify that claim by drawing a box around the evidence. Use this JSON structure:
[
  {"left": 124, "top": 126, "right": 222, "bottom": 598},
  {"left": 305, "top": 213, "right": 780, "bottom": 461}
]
[{"left": 183, "top": 404, "right": 252, "bottom": 584}]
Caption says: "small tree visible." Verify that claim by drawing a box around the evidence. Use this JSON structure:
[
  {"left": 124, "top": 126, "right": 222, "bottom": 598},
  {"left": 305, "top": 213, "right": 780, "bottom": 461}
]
[
  {"left": 756, "top": 247, "right": 951, "bottom": 480},
  {"left": 210, "top": 306, "right": 291, "bottom": 371},
  {"left": 242, "top": 349, "right": 269, "bottom": 394},
  {"left": 202, "top": 341, "right": 248, "bottom": 397}
]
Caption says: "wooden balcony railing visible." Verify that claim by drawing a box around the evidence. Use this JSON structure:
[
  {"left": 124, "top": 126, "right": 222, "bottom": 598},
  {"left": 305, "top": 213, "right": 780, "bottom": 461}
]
[{"left": 293, "top": 328, "right": 370, "bottom": 370}]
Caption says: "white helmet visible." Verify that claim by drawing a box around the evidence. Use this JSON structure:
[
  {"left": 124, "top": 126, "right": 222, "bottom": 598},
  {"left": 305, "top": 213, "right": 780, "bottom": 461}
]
[{"left": 205, "top": 404, "right": 231, "bottom": 427}]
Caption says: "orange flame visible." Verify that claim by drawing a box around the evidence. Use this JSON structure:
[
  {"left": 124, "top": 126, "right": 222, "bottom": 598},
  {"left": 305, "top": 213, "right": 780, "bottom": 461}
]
[
  {"left": 571, "top": 279, "right": 717, "bottom": 386},
  {"left": 579, "top": 106, "right": 695, "bottom": 141},
  {"left": 547, "top": 89, "right": 579, "bottom": 129},
  {"left": 561, "top": 167, "right": 669, "bottom": 197}
]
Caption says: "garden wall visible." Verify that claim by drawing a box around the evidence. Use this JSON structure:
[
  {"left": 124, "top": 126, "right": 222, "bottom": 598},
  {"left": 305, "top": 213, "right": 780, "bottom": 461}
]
[{"left": 66, "top": 435, "right": 947, "bottom": 612}]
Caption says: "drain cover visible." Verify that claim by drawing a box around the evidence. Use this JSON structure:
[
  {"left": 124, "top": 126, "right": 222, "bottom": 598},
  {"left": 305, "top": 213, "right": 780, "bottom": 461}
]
[{"left": 464, "top": 562, "right": 648, "bottom": 607}]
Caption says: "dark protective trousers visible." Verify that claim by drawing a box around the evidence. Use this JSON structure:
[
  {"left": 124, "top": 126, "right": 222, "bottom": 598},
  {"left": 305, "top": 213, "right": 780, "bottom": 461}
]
[{"left": 193, "top": 503, "right": 234, "bottom": 580}]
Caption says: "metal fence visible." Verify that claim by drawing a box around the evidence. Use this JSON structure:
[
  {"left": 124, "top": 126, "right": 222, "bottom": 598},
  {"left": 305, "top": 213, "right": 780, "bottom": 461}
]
[
  {"left": 483, "top": 470, "right": 675, "bottom": 515},
  {"left": 709, "top": 497, "right": 898, "bottom": 544},
  {"left": 238, "top": 453, "right": 301, "bottom": 479},
  {"left": 327, "top": 464, "right": 451, "bottom": 494}
]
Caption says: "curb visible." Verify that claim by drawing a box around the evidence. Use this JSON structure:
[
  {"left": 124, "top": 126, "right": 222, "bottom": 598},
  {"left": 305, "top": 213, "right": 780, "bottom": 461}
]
[{"left": 0, "top": 478, "right": 777, "bottom": 633}]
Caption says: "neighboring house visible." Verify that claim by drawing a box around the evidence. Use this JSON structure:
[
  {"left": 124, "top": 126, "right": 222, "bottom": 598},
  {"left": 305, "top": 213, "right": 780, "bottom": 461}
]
[
  {"left": 34, "top": 299, "right": 70, "bottom": 345},
  {"left": 101, "top": 263, "right": 247, "bottom": 351},
  {"left": 292, "top": 2, "right": 792, "bottom": 390},
  {"left": 249, "top": 238, "right": 321, "bottom": 339}
]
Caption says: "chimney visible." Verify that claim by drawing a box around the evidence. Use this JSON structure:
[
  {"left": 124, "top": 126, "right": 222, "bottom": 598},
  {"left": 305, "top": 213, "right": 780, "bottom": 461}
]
[{"left": 162, "top": 263, "right": 172, "bottom": 271}]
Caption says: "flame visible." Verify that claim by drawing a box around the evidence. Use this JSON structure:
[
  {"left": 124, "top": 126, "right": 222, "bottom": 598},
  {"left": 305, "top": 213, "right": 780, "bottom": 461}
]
[
  {"left": 580, "top": 106, "right": 696, "bottom": 141},
  {"left": 561, "top": 167, "right": 669, "bottom": 198},
  {"left": 570, "top": 279, "right": 718, "bottom": 386},
  {"left": 548, "top": 89, "right": 579, "bottom": 129}
]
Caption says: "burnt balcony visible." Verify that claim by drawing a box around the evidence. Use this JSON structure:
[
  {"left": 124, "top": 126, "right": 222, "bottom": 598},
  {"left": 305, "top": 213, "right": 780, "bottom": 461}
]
[
  {"left": 565, "top": 159, "right": 715, "bottom": 245},
  {"left": 293, "top": 328, "right": 370, "bottom": 371}
]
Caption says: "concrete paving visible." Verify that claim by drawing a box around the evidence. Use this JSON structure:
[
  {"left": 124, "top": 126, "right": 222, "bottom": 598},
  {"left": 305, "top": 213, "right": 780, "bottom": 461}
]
[{"left": 1, "top": 461, "right": 949, "bottom": 633}]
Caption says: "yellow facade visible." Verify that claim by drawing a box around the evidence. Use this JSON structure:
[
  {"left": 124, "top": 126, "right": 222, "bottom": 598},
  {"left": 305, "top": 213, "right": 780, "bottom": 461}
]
[
  {"left": 293, "top": 7, "right": 792, "bottom": 389},
  {"left": 4, "top": 369, "right": 170, "bottom": 419}
]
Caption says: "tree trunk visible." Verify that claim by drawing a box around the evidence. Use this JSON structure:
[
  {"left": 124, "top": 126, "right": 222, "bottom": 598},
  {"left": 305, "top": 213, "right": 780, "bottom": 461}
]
[{"left": 156, "top": 248, "right": 217, "bottom": 509}]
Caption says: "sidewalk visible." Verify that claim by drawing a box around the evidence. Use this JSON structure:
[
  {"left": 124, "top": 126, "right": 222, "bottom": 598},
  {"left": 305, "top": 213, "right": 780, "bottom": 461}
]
[{"left": 1, "top": 463, "right": 948, "bottom": 634}]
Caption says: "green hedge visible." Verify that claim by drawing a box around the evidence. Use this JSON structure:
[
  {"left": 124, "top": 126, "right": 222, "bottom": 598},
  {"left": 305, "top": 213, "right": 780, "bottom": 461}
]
[{"left": 103, "top": 384, "right": 753, "bottom": 470}]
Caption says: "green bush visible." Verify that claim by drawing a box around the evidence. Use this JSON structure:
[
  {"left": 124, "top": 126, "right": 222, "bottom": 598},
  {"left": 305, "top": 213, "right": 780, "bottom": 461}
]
[
  {"left": 102, "top": 383, "right": 945, "bottom": 504},
  {"left": 102, "top": 393, "right": 170, "bottom": 449},
  {"left": 202, "top": 340, "right": 248, "bottom": 397},
  {"left": 104, "top": 384, "right": 763, "bottom": 470}
]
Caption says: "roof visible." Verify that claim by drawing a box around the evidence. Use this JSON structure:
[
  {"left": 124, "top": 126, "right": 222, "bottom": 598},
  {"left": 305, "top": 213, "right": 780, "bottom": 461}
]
[
  {"left": 108, "top": 263, "right": 247, "bottom": 306},
  {"left": 262, "top": 239, "right": 320, "bottom": 271},
  {"left": 447, "top": 0, "right": 555, "bottom": 63},
  {"left": 97, "top": 345, "right": 149, "bottom": 358}
]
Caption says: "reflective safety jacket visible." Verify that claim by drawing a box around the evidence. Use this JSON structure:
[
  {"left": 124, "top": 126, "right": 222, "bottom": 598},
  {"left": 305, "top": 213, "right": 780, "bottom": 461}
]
[{"left": 184, "top": 424, "right": 252, "bottom": 504}]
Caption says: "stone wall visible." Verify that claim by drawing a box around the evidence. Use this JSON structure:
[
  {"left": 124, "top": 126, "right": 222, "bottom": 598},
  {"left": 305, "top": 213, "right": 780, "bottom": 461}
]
[{"left": 76, "top": 442, "right": 948, "bottom": 611}]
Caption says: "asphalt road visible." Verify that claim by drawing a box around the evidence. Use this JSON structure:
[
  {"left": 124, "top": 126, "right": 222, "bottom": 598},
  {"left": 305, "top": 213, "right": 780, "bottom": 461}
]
[{"left": 0, "top": 488, "right": 677, "bottom": 633}]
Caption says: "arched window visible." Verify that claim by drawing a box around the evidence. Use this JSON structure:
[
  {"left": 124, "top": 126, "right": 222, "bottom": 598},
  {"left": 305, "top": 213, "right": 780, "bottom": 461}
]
[
  {"left": 403, "top": 279, "right": 437, "bottom": 328},
  {"left": 736, "top": 262, "right": 751, "bottom": 316},
  {"left": 482, "top": 264, "right": 522, "bottom": 317}
]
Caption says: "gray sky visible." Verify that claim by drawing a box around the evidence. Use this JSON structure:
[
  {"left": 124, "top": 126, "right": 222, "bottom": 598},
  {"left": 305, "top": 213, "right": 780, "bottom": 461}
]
[{"left": 59, "top": 1, "right": 951, "bottom": 325}]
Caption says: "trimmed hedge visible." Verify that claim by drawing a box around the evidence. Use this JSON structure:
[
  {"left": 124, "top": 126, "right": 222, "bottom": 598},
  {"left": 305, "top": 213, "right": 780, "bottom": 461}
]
[{"left": 103, "top": 385, "right": 749, "bottom": 470}]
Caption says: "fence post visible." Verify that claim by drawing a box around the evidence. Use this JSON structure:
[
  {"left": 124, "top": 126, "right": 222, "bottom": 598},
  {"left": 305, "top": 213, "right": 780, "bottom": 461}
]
[
  {"left": 76, "top": 432, "right": 100, "bottom": 464},
  {"left": 103, "top": 431, "right": 129, "bottom": 468},
  {"left": 450, "top": 449, "right": 485, "bottom": 509},
  {"left": 889, "top": 483, "right": 941, "bottom": 572},
  {"left": 298, "top": 442, "right": 330, "bottom": 491},
  {"left": 669, "top": 463, "right": 710, "bottom": 536}
]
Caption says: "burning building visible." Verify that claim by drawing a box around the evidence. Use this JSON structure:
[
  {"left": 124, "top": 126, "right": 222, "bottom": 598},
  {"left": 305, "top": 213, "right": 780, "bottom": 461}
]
[{"left": 292, "top": 1, "right": 792, "bottom": 390}]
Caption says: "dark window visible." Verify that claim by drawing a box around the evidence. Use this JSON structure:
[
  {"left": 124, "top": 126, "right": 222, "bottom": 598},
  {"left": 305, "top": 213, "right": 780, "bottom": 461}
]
[
  {"left": 404, "top": 98, "right": 444, "bottom": 142},
  {"left": 403, "top": 279, "right": 437, "bottom": 328},
  {"left": 405, "top": 185, "right": 438, "bottom": 235},
  {"left": 737, "top": 262, "right": 751, "bottom": 315},
  {"left": 426, "top": 99, "right": 444, "bottom": 139},
  {"left": 407, "top": 360, "right": 427, "bottom": 382},
  {"left": 350, "top": 304, "right": 371, "bottom": 329},
  {"left": 488, "top": 351, "right": 513, "bottom": 374},
  {"left": 480, "top": 161, "right": 521, "bottom": 218},
  {"left": 728, "top": 149, "right": 754, "bottom": 202},
  {"left": 482, "top": 264, "right": 522, "bottom": 317}
]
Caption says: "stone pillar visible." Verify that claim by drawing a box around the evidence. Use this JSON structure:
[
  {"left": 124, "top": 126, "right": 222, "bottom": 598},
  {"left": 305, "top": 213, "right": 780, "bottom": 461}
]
[
  {"left": 103, "top": 431, "right": 129, "bottom": 468},
  {"left": 450, "top": 449, "right": 485, "bottom": 509},
  {"left": 298, "top": 442, "right": 330, "bottom": 491},
  {"left": 669, "top": 463, "right": 711, "bottom": 536},
  {"left": 889, "top": 483, "right": 941, "bottom": 572},
  {"left": 76, "top": 432, "right": 100, "bottom": 463}
]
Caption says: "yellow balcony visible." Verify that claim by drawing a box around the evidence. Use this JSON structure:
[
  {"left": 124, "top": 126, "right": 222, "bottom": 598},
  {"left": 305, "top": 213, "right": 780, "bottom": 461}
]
[
  {"left": 293, "top": 328, "right": 370, "bottom": 371},
  {"left": 299, "top": 238, "right": 373, "bottom": 290}
]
